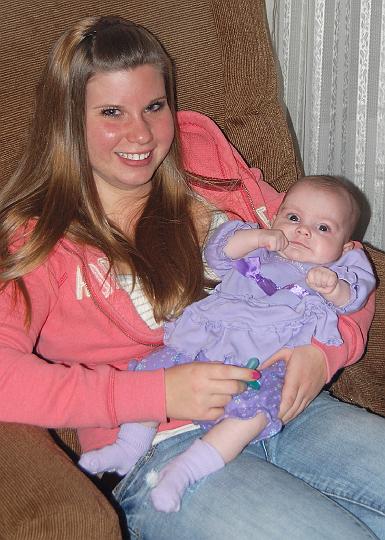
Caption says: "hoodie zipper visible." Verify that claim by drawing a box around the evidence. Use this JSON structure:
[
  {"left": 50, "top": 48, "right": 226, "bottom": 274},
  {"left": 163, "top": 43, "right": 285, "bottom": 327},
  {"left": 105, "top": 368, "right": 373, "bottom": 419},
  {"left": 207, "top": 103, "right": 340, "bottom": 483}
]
[
  {"left": 240, "top": 179, "right": 273, "bottom": 228},
  {"left": 241, "top": 181, "right": 258, "bottom": 219}
]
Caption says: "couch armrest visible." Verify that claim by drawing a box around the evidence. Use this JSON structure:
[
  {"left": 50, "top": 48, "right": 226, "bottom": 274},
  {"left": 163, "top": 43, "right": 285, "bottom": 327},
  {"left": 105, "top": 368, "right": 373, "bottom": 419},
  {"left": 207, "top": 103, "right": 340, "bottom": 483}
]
[
  {"left": 330, "top": 245, "right": 385, "bottom": 417},
  {"left": 0, "top": 423, "right": 122, "bottom": 539}
]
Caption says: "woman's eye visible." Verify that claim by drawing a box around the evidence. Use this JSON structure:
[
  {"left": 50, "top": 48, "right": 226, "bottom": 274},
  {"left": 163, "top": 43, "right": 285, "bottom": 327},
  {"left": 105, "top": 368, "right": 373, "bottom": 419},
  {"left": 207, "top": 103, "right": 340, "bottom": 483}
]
[
  {"left": 101, "top": 107, "right": 121, "bottom": 117},
  {"left": 318, "top": 224, "right": 330, "bottom": 232},
  {"left": 288, "top": 213, "right": 299, "bottom": 222},
  {"left": 145, "top": 100, "right": 165, "bottom": 113}
]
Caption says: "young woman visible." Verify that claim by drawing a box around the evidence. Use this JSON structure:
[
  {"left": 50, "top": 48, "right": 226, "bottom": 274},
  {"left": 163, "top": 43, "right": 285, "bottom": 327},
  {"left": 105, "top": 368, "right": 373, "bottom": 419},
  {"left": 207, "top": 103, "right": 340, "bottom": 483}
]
[{"left": 0, "top": 15, "right": 384, "bottom": 539}]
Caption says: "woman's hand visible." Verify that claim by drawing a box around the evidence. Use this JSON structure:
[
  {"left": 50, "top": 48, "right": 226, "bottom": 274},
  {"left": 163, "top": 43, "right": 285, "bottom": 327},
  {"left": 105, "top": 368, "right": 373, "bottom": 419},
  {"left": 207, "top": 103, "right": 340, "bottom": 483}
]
[
  {"left": 164, "top": 362, "right": 257, "bottom": 422},
  {"left": 262, "top": 345, "right": 328, "bottom": 424}
]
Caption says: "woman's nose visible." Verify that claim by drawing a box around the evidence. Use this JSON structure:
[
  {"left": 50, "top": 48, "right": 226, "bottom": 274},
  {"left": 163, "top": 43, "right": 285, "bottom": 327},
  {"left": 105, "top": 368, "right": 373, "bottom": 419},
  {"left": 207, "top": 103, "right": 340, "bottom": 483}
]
[{"left": 123, "top": 116, "right": 153, "bottom": 144}]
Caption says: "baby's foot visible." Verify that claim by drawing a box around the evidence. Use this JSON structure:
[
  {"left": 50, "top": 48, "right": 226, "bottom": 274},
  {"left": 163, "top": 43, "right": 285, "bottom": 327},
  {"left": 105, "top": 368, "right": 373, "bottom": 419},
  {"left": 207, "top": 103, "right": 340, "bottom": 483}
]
[
  {"left": 79, "top": 423, "right": 156, "bottom": 475},
  {"left": 150, "top": 463, "right": 186, "bottom": 512},
  {"left": 79, "top": 441, "right": 137, "bottom": 475},
  {"left": 150, "top": 439, "right": 224, "bottom": 512}
]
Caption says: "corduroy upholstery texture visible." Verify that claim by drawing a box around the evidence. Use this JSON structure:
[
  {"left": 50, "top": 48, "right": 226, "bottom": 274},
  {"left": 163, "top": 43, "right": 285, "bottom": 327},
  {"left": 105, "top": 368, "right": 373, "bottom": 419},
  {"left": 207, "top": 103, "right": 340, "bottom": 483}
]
[
  {"left": 0, "top": 423, "right": 121, "bottom": 539},
  {"left": 0, "top": 0, "right": 384, "bottom": 537}
]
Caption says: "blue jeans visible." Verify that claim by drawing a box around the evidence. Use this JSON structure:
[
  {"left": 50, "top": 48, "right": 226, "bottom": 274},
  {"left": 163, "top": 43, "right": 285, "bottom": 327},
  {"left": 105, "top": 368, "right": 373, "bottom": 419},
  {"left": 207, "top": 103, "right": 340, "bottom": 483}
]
[{"left": 113, "top": 392, "right": 385, "bottom": 539}]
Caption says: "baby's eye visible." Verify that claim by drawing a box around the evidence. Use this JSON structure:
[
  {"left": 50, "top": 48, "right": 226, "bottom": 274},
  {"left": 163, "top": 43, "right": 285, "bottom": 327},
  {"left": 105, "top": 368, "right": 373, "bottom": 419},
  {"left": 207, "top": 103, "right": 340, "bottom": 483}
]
[
  {"left": 101, "top": 107, "right": 121, "bottom": 118},
  {"left": 145, "top": 100, "right": 166, "bottom": 113},
  {"left": 287, "top": 213, "right": 300, "bottom": 222},
  {"left": 318, "top": 224, "right": 330, "bottom": 232}
]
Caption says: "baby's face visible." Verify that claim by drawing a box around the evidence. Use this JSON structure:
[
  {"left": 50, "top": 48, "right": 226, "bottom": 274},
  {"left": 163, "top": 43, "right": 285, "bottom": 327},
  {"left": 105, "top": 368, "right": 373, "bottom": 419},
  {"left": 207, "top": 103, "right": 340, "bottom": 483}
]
[{"left": 272, "top": 182, "right": 353, "bottom": 264}]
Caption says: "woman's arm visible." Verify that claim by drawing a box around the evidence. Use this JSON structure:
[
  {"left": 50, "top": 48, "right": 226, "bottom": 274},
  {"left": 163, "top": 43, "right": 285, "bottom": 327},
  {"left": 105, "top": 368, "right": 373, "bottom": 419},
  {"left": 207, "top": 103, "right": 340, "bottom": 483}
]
[
  {"left": 314, "top": 290, "right": 375, "bottom": 379},
  {"left": 0, "top": 259, "right": 167, "bottom": 429}
]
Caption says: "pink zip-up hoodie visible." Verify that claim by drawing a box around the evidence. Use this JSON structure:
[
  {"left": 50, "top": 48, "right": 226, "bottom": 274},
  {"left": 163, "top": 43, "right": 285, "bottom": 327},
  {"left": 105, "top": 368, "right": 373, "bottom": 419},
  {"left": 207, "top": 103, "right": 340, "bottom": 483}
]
[{"left": 0, "top": 111, "right": 374, "bottom": 451}]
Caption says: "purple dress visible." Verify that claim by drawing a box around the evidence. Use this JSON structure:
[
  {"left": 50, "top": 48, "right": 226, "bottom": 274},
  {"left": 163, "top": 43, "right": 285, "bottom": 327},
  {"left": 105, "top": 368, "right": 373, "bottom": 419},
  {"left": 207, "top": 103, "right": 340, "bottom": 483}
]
[{"left": 134, "top": 220, "right": 375, "bottom": 442}]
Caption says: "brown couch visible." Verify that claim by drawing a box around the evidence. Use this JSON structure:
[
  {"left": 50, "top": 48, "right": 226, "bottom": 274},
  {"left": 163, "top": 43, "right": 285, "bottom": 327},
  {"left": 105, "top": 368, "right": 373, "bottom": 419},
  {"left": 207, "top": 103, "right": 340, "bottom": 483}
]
[{"left": 1, "top": 0, "right": 384, "bottom": 537}]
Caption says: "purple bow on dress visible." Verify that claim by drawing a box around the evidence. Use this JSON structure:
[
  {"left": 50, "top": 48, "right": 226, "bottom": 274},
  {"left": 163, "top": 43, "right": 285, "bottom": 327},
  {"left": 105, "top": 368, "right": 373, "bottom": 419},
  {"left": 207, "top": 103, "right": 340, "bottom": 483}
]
[
  {"left": 234, "top": 256, "right": 309, "bottom": 299},
  {"left": 235, "top": 257, "right": 279, "bottom": 295}
]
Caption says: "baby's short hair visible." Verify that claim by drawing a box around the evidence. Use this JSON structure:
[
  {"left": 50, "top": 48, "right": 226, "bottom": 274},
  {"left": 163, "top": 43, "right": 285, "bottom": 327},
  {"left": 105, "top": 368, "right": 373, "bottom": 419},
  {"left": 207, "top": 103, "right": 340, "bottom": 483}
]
[{"left": 286, "top": 175, "right": 361, "bottom": 238}]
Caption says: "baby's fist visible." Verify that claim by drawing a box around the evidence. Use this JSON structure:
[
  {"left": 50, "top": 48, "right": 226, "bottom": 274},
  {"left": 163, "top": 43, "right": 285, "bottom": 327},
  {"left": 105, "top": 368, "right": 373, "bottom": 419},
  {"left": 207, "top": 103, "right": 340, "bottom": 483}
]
[
  {"left": 261, "top": 229, "right": 289, "bottom": 252},
  {"left": 306, "top": 266, "right": 338, "bottom": 294}
]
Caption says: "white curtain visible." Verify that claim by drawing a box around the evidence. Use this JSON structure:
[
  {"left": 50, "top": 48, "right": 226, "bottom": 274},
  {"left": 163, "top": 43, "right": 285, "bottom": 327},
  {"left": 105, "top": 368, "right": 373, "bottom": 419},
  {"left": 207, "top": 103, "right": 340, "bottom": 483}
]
[{"left": 266, "top": 0, "right": 385, "bottom": 250}]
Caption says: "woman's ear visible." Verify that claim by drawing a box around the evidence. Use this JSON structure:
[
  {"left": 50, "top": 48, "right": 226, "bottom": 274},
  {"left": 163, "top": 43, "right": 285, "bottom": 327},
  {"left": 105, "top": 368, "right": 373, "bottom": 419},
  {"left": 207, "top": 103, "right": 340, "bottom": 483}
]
[{"left": 342, "top": 240, "right": 355, "bottom": 253}]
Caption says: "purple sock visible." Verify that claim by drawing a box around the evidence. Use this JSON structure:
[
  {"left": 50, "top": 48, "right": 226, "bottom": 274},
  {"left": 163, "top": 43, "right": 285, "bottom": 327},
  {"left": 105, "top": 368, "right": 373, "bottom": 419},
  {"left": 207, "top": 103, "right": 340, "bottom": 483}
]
[
  {"left": 78, "top": 423, "right": 156, "bottom": 476},
  {"left": 149, "top": 439, "right": 224, "bottom": 512}
]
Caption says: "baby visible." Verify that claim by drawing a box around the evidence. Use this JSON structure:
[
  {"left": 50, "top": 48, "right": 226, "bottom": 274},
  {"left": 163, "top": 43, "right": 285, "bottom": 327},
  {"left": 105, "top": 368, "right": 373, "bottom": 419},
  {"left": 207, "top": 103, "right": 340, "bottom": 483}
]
[{"left": 79, "top": 175, "right": 375, "bottom": 512}]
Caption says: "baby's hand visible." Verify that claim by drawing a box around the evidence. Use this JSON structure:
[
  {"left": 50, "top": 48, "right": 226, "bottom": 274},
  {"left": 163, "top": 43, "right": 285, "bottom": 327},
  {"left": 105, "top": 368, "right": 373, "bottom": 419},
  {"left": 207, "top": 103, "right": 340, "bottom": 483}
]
[
  {"left": 259, "top": 229, "right": 289, "bottom": 252},
  {"left": 306, "top": 266, "right": 338, "bottom": 294}
]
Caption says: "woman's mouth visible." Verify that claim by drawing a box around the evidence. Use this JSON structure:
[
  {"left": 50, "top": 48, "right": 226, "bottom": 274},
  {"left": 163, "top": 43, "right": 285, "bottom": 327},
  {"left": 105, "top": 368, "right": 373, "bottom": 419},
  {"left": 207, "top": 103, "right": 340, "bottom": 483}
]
[{"left": 116, "top": 151, "right": 151, "bottom": 161}]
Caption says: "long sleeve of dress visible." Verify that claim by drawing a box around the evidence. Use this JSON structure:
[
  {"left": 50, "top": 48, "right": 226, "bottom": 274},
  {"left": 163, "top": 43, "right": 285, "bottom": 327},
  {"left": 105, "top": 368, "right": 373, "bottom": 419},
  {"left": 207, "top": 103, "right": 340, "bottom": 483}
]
[
  {"left": 330, "top": 249, "right": 376, "bottom": 313},
  {"left": 204, "top": 220, "right": 260, "bottom": 277}
]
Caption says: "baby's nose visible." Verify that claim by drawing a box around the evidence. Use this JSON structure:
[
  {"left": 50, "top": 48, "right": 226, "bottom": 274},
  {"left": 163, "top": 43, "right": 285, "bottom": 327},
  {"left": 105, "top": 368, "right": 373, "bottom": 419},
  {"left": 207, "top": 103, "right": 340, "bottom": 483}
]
[{"left": 296, "top": 224, "right": 311, "bottom": 237}]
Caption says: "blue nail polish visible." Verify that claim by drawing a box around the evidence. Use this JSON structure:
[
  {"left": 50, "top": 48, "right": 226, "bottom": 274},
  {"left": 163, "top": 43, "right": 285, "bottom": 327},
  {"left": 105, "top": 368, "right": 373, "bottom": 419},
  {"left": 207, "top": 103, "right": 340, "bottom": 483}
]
[
  {"left": 247, "top": 380, "right": 261, "bottom": 390},
  {"left": 246, "top": 357, "right": 260, "bottom": 370}
]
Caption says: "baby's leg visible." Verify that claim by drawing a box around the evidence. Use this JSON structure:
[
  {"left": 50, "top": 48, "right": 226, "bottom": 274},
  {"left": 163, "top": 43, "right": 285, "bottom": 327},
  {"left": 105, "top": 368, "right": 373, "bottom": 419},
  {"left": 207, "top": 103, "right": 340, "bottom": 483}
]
[
  {"left": 203, "top": 414, "right": 268, "bottom": 462},
  {"left": 150, "top": 414, "right": 267, "bottom": 512},
  {"left": 79, "top": 422, "right": 157, "bottom": 476}
]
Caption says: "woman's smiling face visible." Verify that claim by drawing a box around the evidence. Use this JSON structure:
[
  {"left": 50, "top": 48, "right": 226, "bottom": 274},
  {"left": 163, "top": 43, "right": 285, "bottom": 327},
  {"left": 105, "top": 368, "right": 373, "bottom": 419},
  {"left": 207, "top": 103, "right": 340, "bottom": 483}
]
[{"left": 85, "top": 64, "right": 175, "bottom": 210}]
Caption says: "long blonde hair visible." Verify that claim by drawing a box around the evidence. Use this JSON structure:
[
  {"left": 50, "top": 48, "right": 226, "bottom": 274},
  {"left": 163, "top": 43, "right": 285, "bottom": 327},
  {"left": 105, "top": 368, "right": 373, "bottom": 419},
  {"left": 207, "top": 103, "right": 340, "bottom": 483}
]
[{"left": 0, "top": 16, "right": 207, "bottom": 322}]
